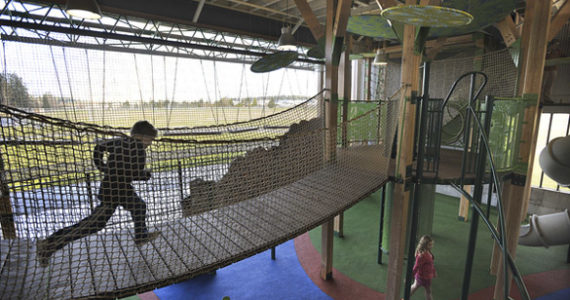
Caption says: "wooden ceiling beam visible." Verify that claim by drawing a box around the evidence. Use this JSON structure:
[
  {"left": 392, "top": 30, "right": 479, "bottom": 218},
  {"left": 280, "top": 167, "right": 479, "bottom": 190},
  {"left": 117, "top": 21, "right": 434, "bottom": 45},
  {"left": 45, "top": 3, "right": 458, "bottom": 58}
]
[
  {"left": 293, "top": 0, "right": 325, "bottom": 39},
  {"left": 548, "top": 0, "right": 570, "bottom": 42},
  {"left": 419, "top": 0, "right": 442, "bottom": 5},
  {"left": 425, "top": 36, "right": 447, "bottom": 60},
  {"left": 333, "top": 0, "right": 352, "bottom": 38},
  {"left": 381, "top": 34, "right": 473, "bottom": 55}
]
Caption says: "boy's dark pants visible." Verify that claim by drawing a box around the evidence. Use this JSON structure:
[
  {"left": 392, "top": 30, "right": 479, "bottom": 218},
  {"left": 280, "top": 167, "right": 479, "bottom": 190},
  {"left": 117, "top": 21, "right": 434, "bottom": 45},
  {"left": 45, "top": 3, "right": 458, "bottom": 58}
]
[{"left": 43, "top": 180, "right": 148, "bottom": 253}]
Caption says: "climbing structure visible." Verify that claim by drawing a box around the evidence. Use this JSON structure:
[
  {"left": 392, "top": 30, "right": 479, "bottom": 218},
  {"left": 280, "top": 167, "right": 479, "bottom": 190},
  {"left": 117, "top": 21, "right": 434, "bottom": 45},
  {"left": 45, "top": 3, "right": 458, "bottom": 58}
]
[{"left": 0, "top": 85, "right": 400, "bottom": 298}]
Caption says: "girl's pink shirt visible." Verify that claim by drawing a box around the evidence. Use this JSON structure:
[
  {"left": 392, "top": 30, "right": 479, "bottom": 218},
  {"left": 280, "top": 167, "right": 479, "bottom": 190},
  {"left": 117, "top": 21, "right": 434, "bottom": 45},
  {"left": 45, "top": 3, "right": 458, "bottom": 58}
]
[{"left": 412, "top": 251, "right": 436, "bottom": 280}]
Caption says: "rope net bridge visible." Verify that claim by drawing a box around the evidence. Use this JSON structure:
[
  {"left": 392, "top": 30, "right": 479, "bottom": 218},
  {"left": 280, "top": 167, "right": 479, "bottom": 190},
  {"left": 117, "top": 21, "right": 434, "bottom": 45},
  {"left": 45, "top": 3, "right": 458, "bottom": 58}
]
[{"left": 0, "top": 87, "right": 400, "bottom": 298}]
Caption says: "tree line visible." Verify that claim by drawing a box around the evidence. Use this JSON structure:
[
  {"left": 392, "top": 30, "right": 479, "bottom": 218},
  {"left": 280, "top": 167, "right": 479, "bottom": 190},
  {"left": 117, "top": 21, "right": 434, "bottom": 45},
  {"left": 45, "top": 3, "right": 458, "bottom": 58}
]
[{"left": 0, "top": 73, "right": 306, "bottom": 109}]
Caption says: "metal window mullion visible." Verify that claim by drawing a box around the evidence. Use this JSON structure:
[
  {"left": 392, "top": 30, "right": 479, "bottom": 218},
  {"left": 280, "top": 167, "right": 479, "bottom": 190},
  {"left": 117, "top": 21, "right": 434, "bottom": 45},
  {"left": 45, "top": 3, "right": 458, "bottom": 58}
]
[{"left": 557, "top": 114, "right": 570, "bottom": 192}]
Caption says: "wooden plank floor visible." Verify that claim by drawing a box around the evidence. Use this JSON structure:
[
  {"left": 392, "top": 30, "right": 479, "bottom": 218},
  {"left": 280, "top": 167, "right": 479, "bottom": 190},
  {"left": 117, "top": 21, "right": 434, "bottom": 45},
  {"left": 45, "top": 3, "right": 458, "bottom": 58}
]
[
  {"left": 0, "top": 146, "right": 393, "bottom": 299},
  {"left": 421, "top": 148, "right": 479, "bottom": 182}
]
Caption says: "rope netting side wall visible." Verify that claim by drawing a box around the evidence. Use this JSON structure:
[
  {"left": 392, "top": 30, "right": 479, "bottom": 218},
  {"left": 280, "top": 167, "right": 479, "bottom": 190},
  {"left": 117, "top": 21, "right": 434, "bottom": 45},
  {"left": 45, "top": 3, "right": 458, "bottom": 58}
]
[
  {"left": 0, "top": 94, "right": 323, "bottom": 239},
  {"left": 0, "top": 44, "right": 400, "bottom": 299}
]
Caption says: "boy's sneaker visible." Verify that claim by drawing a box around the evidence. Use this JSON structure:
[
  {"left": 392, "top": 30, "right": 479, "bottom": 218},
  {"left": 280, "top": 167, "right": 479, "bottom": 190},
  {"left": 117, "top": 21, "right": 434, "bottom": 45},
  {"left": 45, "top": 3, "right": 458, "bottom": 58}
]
[
  {"left": 134, "top": 231, "right": 161, "bottom": 246},
  {"left": 36, "top": 239, "right": 52, "bottom": 268}
]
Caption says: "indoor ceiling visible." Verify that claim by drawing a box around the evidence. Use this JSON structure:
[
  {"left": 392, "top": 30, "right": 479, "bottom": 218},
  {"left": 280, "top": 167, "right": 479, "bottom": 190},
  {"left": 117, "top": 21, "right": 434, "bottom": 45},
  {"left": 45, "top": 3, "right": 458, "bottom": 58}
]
[{"left": 22, "top": 0, "right": 565, "bottom": 51}]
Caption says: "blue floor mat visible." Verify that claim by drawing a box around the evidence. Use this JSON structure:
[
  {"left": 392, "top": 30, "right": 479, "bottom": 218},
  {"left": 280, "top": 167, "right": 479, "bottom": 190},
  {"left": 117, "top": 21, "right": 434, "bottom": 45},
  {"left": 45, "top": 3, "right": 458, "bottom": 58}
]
[
  {"left": 154, "top": 239, "right": 331, "bottom": 300},
  {"left": 535, "top": 288, "right": 570, "bottom": 300}
]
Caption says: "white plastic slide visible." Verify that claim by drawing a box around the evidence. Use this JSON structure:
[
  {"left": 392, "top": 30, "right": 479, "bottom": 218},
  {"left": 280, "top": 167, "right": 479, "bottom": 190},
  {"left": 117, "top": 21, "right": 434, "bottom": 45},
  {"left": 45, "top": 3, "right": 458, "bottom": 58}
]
[{"left": 518, "top": 209, "right": 570, "bottom": 247}]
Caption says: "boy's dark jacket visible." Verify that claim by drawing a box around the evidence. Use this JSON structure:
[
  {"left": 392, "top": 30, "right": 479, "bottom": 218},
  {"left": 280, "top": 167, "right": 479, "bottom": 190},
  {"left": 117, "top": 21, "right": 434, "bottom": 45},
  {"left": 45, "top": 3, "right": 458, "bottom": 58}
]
[{"left": 93, "top": 137, "right": 151, "bottom": 183}]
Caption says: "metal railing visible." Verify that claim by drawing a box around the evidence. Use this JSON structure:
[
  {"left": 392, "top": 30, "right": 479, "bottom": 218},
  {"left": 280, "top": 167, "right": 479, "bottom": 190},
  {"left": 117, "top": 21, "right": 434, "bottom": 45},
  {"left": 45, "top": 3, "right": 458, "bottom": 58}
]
[
  {"left": 536, "top": 106, "right": 570, "bottom": 192},
  {"left": 404, "top": 66, "right": 530, "bottom": 300}
]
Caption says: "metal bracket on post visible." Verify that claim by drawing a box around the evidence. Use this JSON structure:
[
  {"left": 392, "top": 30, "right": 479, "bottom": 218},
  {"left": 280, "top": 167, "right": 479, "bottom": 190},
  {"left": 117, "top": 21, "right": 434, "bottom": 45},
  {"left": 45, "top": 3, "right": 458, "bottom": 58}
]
[
  {"left": 410, "top": 91, "right": 419, "bottom": 104},
  {"left": 511, "top": 173, "right": 527, "bottom": 186},
  {"left": 404, "top": 164, "right": 414, "bottom": 191}
]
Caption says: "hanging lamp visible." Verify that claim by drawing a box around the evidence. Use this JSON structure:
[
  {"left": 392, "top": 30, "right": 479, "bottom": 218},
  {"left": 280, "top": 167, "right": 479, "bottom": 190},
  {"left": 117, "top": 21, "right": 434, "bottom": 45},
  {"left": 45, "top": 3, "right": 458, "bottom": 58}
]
[
  {"left": 373, "top": 49, "right": 387, "bottom": 65},
  {"left": 373, "top": 41, "right": 388, "bottom": 65},
  {"left": 277, "top": 27, "right": 297, "bottom": 51},
  {"left": 65, "top": 0, "right": 102, "bottom": 19},
  {"left": 277, "top": 0, "right": 297, "bottom": 51}
]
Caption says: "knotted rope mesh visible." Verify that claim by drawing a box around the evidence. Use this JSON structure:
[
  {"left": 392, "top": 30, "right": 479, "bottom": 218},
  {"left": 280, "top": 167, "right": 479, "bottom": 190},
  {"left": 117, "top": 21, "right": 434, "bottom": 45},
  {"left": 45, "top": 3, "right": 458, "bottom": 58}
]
[{"left": 0, "top": 46, "right": 400, "bottom": 298}]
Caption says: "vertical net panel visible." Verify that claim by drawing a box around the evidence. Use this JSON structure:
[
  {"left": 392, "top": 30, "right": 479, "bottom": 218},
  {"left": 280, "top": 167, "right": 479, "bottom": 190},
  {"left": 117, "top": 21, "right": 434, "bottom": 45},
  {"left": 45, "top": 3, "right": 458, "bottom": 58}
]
[
  {"left": 0, "top": 41, "right": 319, "bottom": 127},
  {"left": 480, "top": 49, "right": 518, "bottom": 98},
  {"left": 426, "top": 49, "right": 519, "bottom": 149}
]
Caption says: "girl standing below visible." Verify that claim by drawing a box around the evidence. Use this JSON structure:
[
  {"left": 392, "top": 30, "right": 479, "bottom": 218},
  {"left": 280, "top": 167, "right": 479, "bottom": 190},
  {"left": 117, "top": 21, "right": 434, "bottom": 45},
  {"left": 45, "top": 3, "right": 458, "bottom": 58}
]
[{"left": 411, "top": 235, "right": 436, "bottom": 300}]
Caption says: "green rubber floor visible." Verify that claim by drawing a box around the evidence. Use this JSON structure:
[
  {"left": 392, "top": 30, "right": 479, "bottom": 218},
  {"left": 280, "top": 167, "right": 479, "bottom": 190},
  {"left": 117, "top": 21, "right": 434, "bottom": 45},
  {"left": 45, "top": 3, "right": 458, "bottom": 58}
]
[{"left": 309, "top": 190, "right": 569, "bottom": 300}]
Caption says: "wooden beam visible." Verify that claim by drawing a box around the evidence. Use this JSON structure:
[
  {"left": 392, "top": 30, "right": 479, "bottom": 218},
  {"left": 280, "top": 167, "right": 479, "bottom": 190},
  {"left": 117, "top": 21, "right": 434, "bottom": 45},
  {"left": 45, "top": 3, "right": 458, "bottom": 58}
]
[
  {"left": 294, "top": 0, "right": 325, "bottom": 40},
  {"left": 0, "top": 153, "right": 15, "bottom": 238},
  {"left": 495, "top": 15, "right": 520, "bottom": 47},
  {"left": 320, "top": 0, "right": 338, "bottom": 281},
  {"left": 424, "top": 37, "right": 447, "bottom": 60},
  {"left": 320, "top": 219, "right": 334, "bottom": 280},
  {"left": 335, "top": 37, "right": 352, "bottom": 238},
  {"left": 494, "top": 0, "right": 552, "bottom": 298},
  {"left": 352, "top": 3, "right": 381, "bottom": 16},
  {"left": 384, "top": 34, "right": 473, "bottom": 55},
  {"left": 333, "top": 0, "right": 352, "bottom": 38},
  {"left": 420, "top": 0, "right": 442, "bottom": 5},
  {"left": 548, "top": 0, "right": 570, "bottom": 42},
  {"left": 385, "top": 1, "right": 422, "bottom": 299}
]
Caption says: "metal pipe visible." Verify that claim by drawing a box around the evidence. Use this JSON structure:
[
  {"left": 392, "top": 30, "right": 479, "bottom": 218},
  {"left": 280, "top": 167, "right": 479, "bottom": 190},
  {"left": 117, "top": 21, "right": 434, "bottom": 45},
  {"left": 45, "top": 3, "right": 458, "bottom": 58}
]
[{"left": 377, "top": 186, "right": 386, "bottom": 264}]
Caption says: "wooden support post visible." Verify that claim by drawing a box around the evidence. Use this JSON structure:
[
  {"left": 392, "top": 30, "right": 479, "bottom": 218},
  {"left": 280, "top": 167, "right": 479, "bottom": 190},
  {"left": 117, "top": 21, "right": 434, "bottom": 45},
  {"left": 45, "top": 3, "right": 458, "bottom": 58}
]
[
  {"left": 333, "top": 214, "right": 344, "bottom": 237},
  {"left": 0, "top": 152, "right": 15, "bottom": 239},
  {"left": 320, "top": 0, "right": 337, "bottom": 280},
  {"left": 458, "top": 185, "right": 472, "bottom": 222},
  {"left": 320, "top": 0, "right": 351, "bottom": 281},
  {"left": 494, "top": 1, "right": 551, "bottom": 298},
  {"left": 385, "top": 1, "right": 422, "bottom": 298},
  {"left": 320, "top": 218, "right": 334, "bottom": 280},
  {"left": 334, "top": 37, "right": 352, "bottom": 238}
]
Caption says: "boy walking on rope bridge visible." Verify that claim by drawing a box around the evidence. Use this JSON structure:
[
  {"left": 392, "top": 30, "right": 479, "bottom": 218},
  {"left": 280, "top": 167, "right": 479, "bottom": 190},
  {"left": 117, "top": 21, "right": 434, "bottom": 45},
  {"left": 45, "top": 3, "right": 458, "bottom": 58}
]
[{"left": 37, "top": 121, "right": 160, "bottom": 267}]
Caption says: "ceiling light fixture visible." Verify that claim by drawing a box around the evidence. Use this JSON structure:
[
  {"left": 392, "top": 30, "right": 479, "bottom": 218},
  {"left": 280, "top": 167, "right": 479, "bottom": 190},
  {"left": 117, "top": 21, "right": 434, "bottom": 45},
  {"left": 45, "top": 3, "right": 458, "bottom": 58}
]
[
  {"left": 277, "top": 27, "right": 297, "bottom": 51},
  {"left": 277, "top": 0, "right": 296, "bottom": 51},
  {"left": 373, "top": 41, "right": 388, "bottom": 65},
  {"left": 65, "top": 0, "right": 102, "bottom": 20}
]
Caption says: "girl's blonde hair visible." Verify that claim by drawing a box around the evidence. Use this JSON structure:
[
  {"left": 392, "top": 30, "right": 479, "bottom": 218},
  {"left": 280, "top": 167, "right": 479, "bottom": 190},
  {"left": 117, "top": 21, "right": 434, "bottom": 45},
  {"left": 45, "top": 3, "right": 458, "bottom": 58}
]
[{"left": 415, "top": 235, "right": 433, "bottom": 256}]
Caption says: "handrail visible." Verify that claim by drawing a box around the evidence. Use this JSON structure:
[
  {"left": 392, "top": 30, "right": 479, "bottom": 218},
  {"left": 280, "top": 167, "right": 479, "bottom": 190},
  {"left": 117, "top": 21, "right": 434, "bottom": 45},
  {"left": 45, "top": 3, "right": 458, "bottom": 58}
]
[
  {"left": 451, "top": 183, "right": 530, "bottom": 300},
  {"left": 441, "top": 71, "right": 488, "bottom": 110},
  {"left": 454, "top": 104, "right": 530, "bottom": 300},
  {"left": 433, "top": 72, "right": 488, "bottom": 178}
]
